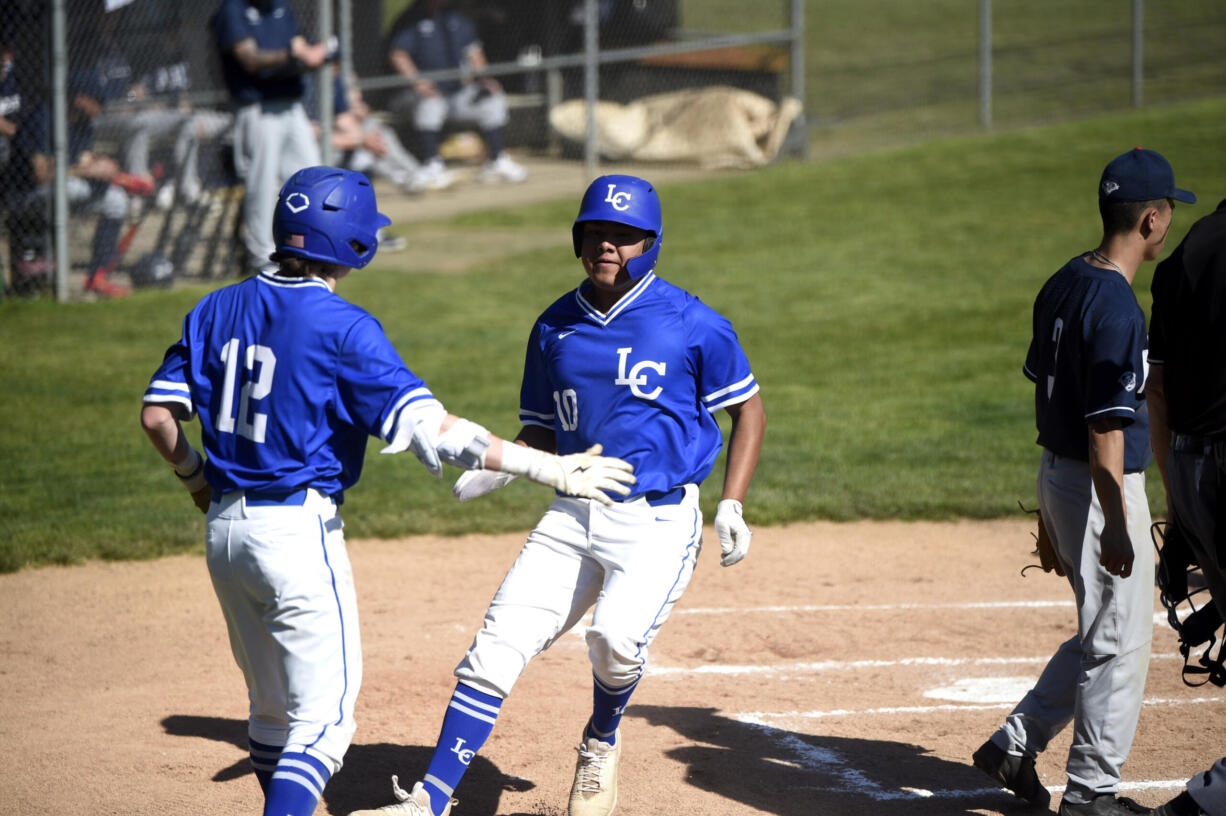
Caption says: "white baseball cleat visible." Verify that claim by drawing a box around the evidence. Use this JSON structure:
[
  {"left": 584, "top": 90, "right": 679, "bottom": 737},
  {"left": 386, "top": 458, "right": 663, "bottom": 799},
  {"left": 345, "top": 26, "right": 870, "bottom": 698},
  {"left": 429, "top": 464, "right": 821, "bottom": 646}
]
[
  {"left": 479, "top": 153, "right": 528, "bottom": 184},
  {"left": 569, "top": 731, "right": 620, "bottom": 816},
  {"left": 347, "top": 776, "right": 452, "bottom": 816},
  {"left": 410, "top": 159, "right": 457, "bottom": 192}
]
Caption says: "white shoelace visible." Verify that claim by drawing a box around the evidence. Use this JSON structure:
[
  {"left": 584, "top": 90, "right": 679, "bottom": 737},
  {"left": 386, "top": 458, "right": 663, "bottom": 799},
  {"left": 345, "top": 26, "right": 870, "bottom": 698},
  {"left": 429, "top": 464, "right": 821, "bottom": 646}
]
[{"left": 574, "top": 744, "right": 609, "bottom": 793}]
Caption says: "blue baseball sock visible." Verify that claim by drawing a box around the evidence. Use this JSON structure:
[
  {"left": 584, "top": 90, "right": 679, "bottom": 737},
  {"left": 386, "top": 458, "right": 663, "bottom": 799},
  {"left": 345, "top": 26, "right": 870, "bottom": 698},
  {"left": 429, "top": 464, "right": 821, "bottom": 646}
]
[
  {"left": 422, "top": 683, "right": 503, "bottom": 815},
  {"left": 587, "top": 676, "right": 638, "bottom": 745},
  {"left": 249, "top": 738, "right": 283, "bottom": 793},
  {"left": 263, "top": 749, "right": 331, "bottom": 816}
]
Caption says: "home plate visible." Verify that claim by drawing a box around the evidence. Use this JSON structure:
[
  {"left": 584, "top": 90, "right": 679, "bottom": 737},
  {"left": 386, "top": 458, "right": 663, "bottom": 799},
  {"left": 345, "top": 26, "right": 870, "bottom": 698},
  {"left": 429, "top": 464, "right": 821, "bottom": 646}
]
[{"left": 924, "top": 676, "right": 1035, "bottom": 703}]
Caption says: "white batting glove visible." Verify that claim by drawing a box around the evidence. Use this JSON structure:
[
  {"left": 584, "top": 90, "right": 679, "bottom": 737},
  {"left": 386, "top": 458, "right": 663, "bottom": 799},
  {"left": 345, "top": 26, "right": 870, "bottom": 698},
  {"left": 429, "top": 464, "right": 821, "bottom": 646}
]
[
  {"left": 453, "top": 469, "right": 517, "bottom": 502},
  {"left": 498, "top": 443, "right": 635, "bottom": 506},
  {"left": 714, "top": 499, "right": 752, "bottom": 567}
]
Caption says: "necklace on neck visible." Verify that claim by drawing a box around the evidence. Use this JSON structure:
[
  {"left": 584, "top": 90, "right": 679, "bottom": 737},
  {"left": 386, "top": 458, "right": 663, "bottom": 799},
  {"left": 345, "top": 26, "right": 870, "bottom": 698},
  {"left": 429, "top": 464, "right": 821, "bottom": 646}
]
[{"left": 1090, "top": 248, "right": 1125, "bottom": 276}]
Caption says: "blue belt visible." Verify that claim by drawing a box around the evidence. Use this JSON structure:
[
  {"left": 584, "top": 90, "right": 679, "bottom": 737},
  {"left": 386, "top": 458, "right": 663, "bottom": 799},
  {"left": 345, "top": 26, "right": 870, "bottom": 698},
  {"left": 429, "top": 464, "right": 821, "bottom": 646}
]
[
  {"left": 213, "top": 488, "right": 310, "bottom": 506},
  {"left": 644, "top": 486, "right": 685, "bottom": 506}
]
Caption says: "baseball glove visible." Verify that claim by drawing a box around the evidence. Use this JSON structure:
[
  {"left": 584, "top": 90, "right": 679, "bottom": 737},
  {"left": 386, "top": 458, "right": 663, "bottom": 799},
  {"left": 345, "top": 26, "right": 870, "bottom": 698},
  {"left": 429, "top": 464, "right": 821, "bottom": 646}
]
[{"left": 1020, "top": 501, "right": 1063, "bottom": 577}]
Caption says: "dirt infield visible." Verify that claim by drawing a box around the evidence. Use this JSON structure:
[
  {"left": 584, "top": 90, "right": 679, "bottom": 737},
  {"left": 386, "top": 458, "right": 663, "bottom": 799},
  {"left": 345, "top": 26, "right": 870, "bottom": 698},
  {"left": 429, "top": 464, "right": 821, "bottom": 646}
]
[{"left": 2, "top": 519, "right": 1222, "bottom": 815}]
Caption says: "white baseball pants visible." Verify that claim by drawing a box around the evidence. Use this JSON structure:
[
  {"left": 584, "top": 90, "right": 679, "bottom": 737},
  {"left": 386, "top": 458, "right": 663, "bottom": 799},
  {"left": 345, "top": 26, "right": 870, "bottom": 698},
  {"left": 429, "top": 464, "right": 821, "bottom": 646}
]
[
  {"left": 205, "top": 488, "right": 361, "bottom": 775},
  {"left": 456, "top": 485, "right": 703, "bottom": 699}
]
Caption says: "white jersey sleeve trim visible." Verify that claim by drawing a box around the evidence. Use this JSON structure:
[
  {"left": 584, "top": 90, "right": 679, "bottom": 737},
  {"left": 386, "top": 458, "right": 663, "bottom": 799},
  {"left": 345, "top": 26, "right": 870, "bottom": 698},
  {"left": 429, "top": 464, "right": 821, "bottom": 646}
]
[
  {"left": 141, "top": 392, "right": 194, "bottom": 412},
  {"left": 518, "top": 407, "right": 554, "bottom": 429},
  {"left": 706, "top": 382, "right": 760, "bottom": 413},
  {"left": 703, "top": 373, "right": 756, "bottom": 404},
  {"left": 1085, "top": 404, "right": 1137, "bottom": 420},
  {"left": 143, "top": 380, "right": 195, "bottom": 417},
  {"left": 1022, "top": 362, "right": 1038, "bottom": 383}
]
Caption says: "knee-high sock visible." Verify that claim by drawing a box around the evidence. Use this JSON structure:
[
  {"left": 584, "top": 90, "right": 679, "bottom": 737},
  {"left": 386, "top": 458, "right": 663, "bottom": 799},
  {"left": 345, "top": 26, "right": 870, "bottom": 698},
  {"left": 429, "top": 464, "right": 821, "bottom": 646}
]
[
  {"left": 422, "top": 683, "right": 503, "bottom": 815},
  {"left": 263, "top": 748, "right": 331, "bottom": 816},
  {"left": 587, "top": 675, "right": 638, "bottom": 745},
  {"left": 249, "top": 738, "right": 283, "bottom": 793}
]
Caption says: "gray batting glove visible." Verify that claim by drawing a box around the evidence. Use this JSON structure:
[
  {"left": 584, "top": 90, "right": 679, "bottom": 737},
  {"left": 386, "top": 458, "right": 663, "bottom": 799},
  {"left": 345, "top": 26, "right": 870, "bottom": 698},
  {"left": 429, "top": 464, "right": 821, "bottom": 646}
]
[
  {"left": 453, "top": 469, "right": 517, "bottom": 502},
  {"left": 714, "top": 499, "right": 752, "bottom": 566}
]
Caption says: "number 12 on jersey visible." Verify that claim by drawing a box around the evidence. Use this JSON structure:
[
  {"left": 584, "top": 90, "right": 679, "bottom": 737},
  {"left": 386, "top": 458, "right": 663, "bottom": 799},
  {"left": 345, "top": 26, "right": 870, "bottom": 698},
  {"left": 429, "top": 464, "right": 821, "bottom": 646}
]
[{"left": 217, "top": 338, "right": 276, "bottom": 443}]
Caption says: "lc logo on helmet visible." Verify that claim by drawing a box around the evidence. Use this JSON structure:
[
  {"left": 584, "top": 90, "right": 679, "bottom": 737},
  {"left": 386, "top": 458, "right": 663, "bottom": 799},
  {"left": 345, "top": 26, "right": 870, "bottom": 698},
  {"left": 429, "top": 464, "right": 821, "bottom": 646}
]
[
  {"left": 604, "top": 184, "right": 632, "bottom": 211},
  {"left": 285, "top": 192, "right": 310, "bottom": 213}
]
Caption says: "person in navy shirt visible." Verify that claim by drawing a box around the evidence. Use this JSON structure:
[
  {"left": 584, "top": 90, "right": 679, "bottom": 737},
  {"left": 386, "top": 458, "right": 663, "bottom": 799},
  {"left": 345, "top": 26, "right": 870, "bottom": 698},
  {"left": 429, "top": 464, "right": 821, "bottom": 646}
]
[
  {"left": 349, "top": 175, "right": 765, "bottom": 816},
  {"left": 140, "top": 167, "right": 633, "bottom": 816},
  {"left": 387, "top": 0, "right": 527, "bottom": 191},
  {"left": 213, "top": 0, "right": 330, "bottom": 275},
  {"left": 973, "top": 148, "right": 1195, "bottom": 816},
  {"left": 10, "top": 71, "right": 143, "bottom": 297}
]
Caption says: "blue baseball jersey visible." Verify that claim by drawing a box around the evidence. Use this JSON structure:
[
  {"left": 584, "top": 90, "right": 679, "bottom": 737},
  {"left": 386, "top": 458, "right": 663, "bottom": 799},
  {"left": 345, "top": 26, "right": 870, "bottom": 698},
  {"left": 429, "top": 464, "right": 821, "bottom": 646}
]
[
  {"left": 519, "top": 272, "right": 758, "bottom": 498},
  {"left": 1023, "top": 254, "right": 1151, "bottom": 471},
  {"left": 214, "top": 0, "right": 303, "bottom": 106},
  {"left": 143, "top": 272, "right": 438, "bottom": 502},
  {"left": 388, "top": 11, "right": 480, "bottom": 95}
]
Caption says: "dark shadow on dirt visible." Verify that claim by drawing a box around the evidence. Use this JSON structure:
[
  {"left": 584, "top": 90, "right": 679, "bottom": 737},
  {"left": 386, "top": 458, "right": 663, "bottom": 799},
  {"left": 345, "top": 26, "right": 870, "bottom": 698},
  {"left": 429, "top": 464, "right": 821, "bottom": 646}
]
[
  {"left": 161, "top": 714, "right": 536, "bottom": 814},
  {"left": 629, "top": 705, "right": 1044, "bottom": 816}
]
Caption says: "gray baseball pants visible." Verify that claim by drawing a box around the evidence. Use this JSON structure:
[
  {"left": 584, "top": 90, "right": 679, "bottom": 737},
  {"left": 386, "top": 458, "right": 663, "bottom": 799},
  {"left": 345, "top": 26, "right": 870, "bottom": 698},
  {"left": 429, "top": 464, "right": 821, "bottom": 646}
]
[
  {"left": 989, "top": 449, "right": 1154, "bottom": 805},
  {"left": 233, "top": 100, "right": 321, "bottom": 270}
]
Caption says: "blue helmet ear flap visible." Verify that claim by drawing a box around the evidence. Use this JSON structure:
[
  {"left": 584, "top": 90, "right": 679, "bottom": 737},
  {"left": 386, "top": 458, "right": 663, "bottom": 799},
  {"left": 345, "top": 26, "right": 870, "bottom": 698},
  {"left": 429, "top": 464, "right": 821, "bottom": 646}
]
[
  {"left": 571, "top": 174, "right": 662, "bottom": 279},
  {"left": 272, "top": 166, "right": 391, "bottom": 269}
]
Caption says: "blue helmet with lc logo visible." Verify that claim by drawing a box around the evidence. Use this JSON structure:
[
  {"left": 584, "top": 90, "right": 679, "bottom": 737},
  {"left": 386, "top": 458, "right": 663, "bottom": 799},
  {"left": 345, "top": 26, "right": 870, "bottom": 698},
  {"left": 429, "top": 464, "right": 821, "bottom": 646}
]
[
  {"left": 272, "top": 166, "right": 392, "bottom": 270},
  {"left": 572, "top": 174, "right": 662, "bottom": 280}
]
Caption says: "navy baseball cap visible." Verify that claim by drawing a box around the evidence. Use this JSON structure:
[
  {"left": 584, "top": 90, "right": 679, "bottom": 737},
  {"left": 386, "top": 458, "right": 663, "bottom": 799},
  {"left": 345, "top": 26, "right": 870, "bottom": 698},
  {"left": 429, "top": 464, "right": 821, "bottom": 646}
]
[{"left": 1099, "top": 147, "right": 1196, "bottom": 204}]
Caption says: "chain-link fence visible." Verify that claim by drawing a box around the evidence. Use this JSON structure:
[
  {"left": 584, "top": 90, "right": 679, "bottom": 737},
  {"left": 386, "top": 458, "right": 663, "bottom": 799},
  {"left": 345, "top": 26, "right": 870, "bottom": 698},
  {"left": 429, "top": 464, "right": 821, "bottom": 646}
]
[{"left": 4, "top": 0, "right": 1225, "bottom": 301}]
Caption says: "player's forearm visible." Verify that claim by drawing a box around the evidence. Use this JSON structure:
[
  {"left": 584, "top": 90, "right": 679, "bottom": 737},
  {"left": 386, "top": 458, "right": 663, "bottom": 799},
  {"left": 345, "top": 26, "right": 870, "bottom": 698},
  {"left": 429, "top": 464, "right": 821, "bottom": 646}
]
[
  {"left": 389, "top": 49, "right": 419, "bottom": 79},
  {"left": 1087, "top": 420, "right": 1127, "bottom": 526},
  {"left": 232, "top": 36, "right": 304, "bottom": 76},
  {"left": 721, "top": 393, "right": 765, "bottom": 502},
  {"left": 1146, "top": 364, "right": 1172, "bottom": 498},
  {"left": 140, "top": 403, "right": 193, "bottom": 466}
]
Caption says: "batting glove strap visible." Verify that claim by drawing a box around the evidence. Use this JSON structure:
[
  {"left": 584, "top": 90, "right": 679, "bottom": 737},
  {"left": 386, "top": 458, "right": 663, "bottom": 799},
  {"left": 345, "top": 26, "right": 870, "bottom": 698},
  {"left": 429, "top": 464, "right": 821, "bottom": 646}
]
[{"left": 173, "top": 448, "right": 208, "bottom": 494}]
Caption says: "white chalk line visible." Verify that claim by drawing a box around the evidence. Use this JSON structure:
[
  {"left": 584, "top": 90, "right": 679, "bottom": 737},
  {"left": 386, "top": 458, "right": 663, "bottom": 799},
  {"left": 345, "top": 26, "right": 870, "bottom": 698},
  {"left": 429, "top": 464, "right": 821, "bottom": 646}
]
[
  {"left": 737, "top": 694, "right": 1226, "bottom": 721},
  {"left": 675, "top": 599, "right": 1074, "bottom": 615},
  {"left": 674, "top": 599, "right": 1186, "bottom": 628},
  {"left": 646, "top": 652, "right": 1190, "bottom": 677},
  {"left": 731, "top": 715, "right": 1193, "bottom": 801}
]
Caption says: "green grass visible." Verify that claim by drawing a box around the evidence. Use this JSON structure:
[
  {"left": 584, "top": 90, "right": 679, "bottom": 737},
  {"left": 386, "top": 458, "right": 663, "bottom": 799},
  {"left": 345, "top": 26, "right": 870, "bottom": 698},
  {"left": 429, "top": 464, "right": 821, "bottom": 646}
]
[{"left": 3, "top": 96, "right": 1226, "bottom": 571}]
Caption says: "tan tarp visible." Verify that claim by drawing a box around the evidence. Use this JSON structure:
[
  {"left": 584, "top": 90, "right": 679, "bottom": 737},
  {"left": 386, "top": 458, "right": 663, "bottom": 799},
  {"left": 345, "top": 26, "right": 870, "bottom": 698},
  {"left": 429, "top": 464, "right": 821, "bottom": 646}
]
[{"left": 549, "top": 86, "right": 804, "bottom": 169}]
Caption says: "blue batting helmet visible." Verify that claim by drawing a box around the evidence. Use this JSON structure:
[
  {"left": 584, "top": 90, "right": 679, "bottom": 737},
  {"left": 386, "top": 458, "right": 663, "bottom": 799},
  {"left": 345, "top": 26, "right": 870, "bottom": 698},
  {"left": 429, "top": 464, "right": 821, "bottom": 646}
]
[
  {"left": 572, "top": 174, "right": 662, "bottom": 280},
  {"left": 272, "top": 166, "right": 391, "bottom": 269}
]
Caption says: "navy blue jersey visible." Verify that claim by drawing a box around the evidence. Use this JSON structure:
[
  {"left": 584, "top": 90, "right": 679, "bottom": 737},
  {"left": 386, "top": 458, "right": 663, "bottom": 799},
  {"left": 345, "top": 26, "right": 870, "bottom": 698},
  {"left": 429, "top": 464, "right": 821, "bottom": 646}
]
[
  {"left": 388, "top": 11, "right": 479, "bottom": 95},
  {"left": 0, "top": 67, "right": 22, "bottom": 122},
  {"left": 1023, "top": 255, "right": 1151, "bottom": 471},
  {"left": 143, "top": 272, "right": 438, "bottom": 501},
  {"left": 11, "top": 105, "right": 94, "bottom": 195},
  {"left": 519, "top": 272, "right": 758, "bottom": 498},
  {"left": 214, "top": 0, "right": 303, "bottom": 106}
]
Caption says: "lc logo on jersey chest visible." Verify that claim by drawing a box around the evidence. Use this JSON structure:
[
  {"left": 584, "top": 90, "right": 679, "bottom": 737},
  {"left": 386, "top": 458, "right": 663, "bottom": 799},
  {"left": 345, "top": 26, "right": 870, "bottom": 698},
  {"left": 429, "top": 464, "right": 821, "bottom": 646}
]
[{"left": 616, "top": 346, "right": 666, "bottom": 400}]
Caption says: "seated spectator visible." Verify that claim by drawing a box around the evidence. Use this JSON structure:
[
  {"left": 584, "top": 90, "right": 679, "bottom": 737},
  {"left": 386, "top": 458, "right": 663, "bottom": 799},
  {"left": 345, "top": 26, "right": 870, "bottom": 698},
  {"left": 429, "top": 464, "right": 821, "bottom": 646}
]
[
  {"left": 340, "top": 77, "right": 423, "bottom": 196},
  {"left": 303, "top": 71, "right": 410, "bottom": 251},
  {"left": 305, "top": 70, "right": 421, "bottom": 195},
  {"left": 387, "top": 0, "right": 527, "bottom": 191},
  {"left": 90, "top": 18, "right": 232, "bottom": 211},
  {"left": 0, "top": 34, "right": 20, "bottom": 176},
  {"left": 11, "top": 71, "right": 152, "bottom": 298}
]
